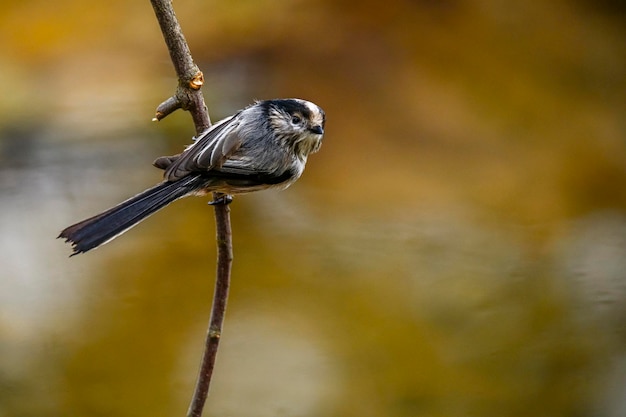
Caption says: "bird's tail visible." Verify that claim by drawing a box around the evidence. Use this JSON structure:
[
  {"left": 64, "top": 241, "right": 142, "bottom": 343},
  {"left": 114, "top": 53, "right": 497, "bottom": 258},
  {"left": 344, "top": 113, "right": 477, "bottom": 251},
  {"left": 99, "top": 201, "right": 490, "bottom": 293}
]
[{"left": 59, "top": 175, "right": 204, "bottom": 255}]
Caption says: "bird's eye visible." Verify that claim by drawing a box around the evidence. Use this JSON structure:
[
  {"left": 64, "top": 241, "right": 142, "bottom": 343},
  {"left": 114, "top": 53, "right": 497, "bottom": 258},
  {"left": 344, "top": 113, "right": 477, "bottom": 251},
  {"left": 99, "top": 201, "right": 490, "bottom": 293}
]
[{"left": 291, "top": 115, "right": 302, "bottom": 125}]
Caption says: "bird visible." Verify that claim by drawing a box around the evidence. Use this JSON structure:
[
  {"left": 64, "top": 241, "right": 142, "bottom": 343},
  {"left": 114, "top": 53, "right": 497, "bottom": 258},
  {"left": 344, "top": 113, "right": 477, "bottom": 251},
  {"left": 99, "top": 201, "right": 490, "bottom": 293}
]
[{"left": 59, "top": 98, "right": 325, "bottom": 255}]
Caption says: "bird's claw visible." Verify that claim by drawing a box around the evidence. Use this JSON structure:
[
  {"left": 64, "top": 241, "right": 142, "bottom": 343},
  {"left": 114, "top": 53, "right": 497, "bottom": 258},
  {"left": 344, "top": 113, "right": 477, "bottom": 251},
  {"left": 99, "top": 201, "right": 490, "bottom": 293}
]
[{"left": 208, "top": 194, "right": 233, "bottom": 206}]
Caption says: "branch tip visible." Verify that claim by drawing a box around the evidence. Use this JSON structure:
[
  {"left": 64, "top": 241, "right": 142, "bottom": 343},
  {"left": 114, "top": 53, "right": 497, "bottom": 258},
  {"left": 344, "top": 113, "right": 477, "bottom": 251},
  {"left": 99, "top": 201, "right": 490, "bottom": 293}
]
[{"left": 154, "top": 95, "right": 181, "bottom": 121}]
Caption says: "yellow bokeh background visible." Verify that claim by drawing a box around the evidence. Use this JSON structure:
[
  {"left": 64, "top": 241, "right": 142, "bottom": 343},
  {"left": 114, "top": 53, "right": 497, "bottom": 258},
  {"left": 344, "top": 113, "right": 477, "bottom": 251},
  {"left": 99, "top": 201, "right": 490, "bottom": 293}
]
[{"left": 1, "top": 1, "right": 625, "bottom": 416}]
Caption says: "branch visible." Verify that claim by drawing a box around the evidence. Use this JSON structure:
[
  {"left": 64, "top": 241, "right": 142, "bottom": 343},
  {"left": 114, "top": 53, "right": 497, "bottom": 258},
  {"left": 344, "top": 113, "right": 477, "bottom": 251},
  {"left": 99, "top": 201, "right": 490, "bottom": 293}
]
[
  {"left": 149, "top": 1, "right": 233, "bottom": 416},
  {"left": 150, "top": 0, "right": 211, "bottom": 134},
  {"left": 187, "top": 201, "right": 233, "bottom": 417}
]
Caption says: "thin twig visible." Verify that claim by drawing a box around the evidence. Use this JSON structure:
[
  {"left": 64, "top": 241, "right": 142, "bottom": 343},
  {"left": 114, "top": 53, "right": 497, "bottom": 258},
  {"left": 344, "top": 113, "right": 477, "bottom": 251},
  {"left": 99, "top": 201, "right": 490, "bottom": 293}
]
[
  {"left": 187, "top": 201, "right": 233, "bottom": 417},
  {"left": 149, "top": 1, "right": 234, "bottom": 416}
]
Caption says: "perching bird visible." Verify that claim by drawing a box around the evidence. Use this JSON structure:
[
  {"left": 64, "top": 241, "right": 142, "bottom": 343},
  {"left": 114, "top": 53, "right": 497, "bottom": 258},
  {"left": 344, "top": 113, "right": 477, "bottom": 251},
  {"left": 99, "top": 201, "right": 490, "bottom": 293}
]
[{"left": 59, "top": 98, "right": 325, "bottom": 255}]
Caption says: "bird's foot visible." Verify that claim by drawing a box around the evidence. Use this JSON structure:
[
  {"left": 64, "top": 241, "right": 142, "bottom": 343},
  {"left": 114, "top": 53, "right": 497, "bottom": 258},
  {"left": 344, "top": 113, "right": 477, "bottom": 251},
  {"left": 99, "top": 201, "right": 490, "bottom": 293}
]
[{"left": 208, "top": 194, "right": 233, "bottom": 206}]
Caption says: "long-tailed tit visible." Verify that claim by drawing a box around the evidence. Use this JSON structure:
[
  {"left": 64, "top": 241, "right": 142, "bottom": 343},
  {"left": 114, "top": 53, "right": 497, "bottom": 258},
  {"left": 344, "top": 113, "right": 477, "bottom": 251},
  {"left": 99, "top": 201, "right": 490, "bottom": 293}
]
[{"left": 59, "top": 98, "right": 325, "bottom": 255}]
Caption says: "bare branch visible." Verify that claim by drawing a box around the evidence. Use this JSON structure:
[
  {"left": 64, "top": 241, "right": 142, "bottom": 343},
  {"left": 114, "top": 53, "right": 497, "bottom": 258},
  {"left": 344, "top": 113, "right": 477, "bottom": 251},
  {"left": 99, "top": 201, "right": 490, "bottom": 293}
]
[
  {"left": 149, "top": 1, "right": 234, "bottom": 416},
  {"left": 187, "top": 200, "right": 233, "bottom": 417},
  {"left": 149, "top": 0, "right": 211, "bottom": 133}
]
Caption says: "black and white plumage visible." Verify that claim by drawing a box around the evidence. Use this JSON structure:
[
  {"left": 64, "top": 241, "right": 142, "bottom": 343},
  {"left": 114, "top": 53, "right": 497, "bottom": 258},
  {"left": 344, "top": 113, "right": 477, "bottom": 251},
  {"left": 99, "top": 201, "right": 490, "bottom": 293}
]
[{"left": 59, "top": 98, "right": 325, "bottom": 255}]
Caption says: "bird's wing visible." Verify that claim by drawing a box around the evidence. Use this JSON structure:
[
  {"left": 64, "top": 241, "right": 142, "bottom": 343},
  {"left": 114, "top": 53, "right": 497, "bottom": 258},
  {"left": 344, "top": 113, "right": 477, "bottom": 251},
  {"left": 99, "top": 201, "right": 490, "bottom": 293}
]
[{"left": 162, "top": 113, "right": 245, "bottom": 181}]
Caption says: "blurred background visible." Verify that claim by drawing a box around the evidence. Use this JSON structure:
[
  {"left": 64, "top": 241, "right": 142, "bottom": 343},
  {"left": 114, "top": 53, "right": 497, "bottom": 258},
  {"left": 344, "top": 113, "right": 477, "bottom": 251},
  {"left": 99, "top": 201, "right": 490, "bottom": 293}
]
[{"left": 1, "top": 1, "right": 626, "bottom": 416}]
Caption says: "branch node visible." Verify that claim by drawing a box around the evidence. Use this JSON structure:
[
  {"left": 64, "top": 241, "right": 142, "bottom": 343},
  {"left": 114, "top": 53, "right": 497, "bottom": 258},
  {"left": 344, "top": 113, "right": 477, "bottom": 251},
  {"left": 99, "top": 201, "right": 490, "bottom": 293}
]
[{"left": 189, "top": 71, "right": 204, "bottom": 90}]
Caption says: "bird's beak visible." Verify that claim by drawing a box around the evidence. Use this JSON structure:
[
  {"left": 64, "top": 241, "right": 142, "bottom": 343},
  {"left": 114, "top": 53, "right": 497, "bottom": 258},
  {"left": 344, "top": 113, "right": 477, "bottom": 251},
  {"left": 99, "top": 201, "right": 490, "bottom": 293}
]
[{"left": 309, "top": 125, "right": 324, "bottom": 135}]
